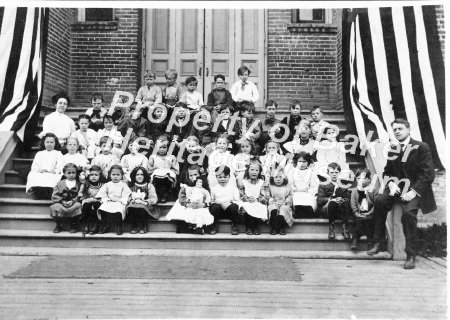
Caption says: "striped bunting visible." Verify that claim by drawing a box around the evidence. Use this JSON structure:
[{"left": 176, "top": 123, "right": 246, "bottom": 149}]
[
  {"left": 0, "top": 7, "right": 46, "bottom": 142},
  {"left": 343, "top": 6, "right": 446, "bottom": 170}
]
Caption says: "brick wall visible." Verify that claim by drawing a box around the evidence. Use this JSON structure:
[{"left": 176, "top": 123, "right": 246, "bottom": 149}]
[
  {"left": 333, "top": 9, "right": 343, "bottom": 110},
  {"left": 42, "top": 8, "right": 76, "bottom": 107},
  {"left": 267, "top": 9, "right": 339, "bottom": 110},
  {"left": 69, "top": 8, "right": 143, "bottom": 107}
]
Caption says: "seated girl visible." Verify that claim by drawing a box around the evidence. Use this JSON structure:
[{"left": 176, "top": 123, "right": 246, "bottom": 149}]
[
  {"left": 259, "top": 140, "right": 286, "bottom": 180},
  {"left": 78, "top": 165, "right": 104, "bottom": 235},
  {"left": 26, "top": 133, "right": 64, "bottom": 199},
  {"left": 125, "top": 166, "right": 159, "bottom": 234},
  {"left": 232, "top": 139, "right": 255, "bottom": 182},
  {"left": 49, "top": 163, "right": 82, "bottom": 233},
  {"left": 62, "top": 137, "right": 89, "bottom": 172},
  {"left": 267, "top": 168, "right": 293, "bottom": 235},
  {"left": 238, "top": 159, "right": 269, "bottom": 235},
  {"left": 166, "top": 165, "right": 213, "bottom": 234},
  {"left": 283, "top": 119, "right": 315, "bottom": 156},
  {"left": 91, "top": 138, "right": 120, "bottom": 179},
  {"left": 148, "top": 139, "right": 179, "bottom": 203},
  {"left": 178, "top": 136, "right": 208, "bottom": 185},
  {"left": 207, "top": 135, "right": 235, "bottom": 188},
  {"left": 287, "top": 151, "right": 319, "bottom": 219},
  {"left": 121, "top": 140, "right": 149, "bottom": 182},
  {"left": 71, "top": 114, "right": 97, "bottom": 160},
  {"left": 96, "top": 165, "right": 132, "bottom": 235}
]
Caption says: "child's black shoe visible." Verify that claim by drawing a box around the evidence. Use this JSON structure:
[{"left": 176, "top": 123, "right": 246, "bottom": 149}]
[
  {"left": 279, "top": 228, "right": 286, "bottom": 236},
  {"left": 270, "top": 228, "right": 277, "bottom": 235},
  {"left": 116, "top": 225, "right": 123, "bottom": 235},
  {"left": 253, "top": 226, "right": 260, "bottom": 235},
  {"left": 53, "top": 223, "right": 62, "bottom": 233},
  {"left": 231, "top": 224, "right": 239, "bottom": 235},
  {"left": 246, "top": 228, "right": 253, "bottom": 235}
]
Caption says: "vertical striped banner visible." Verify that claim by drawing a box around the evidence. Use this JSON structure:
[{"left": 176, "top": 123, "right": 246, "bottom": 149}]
[
  {"left": 0, "top": 7, "right": 47, "bottom": 142},
  {"left": 343, "top": 6, "right": 446, "bottom": 171}
]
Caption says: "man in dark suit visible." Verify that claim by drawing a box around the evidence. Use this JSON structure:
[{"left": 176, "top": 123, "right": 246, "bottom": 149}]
[{"left": 368, "top": 118, "right": 436, "bottom": 269}]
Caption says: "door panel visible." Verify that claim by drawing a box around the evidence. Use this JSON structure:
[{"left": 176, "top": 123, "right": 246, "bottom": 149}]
[{"left": 145, "top": 9, "right": 266, "bottom": 109}]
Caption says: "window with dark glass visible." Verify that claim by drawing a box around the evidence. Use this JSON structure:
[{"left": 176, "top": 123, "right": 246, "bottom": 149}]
[
  {"left": 292, "top": 9, "right": 325, "bottom": 23},
  {"left": 85, "top": 8, "right": 114, "bottom": 22}
]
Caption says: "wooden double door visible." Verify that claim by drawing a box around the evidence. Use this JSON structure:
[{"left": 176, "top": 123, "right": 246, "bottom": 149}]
[{"left": 145, "top": 9, "right": 266, "bottom": 108}]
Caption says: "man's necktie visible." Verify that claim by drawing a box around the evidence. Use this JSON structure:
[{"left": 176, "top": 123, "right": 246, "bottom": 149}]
[{"left": 241, "top": 82, "right": 247, "bottom": 91}]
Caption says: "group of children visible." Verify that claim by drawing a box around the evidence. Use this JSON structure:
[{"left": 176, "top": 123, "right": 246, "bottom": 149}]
[{"left": 25, "top": 66, "right": 376, "bottom": 251}]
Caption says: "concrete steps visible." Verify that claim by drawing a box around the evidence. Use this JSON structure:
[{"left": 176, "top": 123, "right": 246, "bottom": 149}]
[{"left": 0, "top": 229, "right": 370, "bottom": 251}]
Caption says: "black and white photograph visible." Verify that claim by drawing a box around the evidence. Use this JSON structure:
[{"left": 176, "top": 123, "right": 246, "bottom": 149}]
[{"left": 0, "top": 1, "right": 447, "bottom": 318}]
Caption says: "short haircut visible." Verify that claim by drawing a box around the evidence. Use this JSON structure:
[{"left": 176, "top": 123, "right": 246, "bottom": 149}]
[
  {"left": 391, "top": 118, "right": 410, "bottom": 129},
  {"left": 39, "top": 133, "right": 61, "bottom": 151},
  {"left": 108, "top": 164, "right": 124, "bottom": 178},
  {"left": 78, "top": 114, "right": 91, "bottom": 122},
  {"left": 103, "top": 114, "right": 114, "bottom": 124},
  {"left": 62, "top": 162, "right": 77, "bottom": 174},
  {"left": 186, "top": 136, "right": 200, "bottom": 145},
  {"left": 91, "top": 93, "right": 103, "bottom": 103},
  {"left": 265, "top": 100, "right": 278, "bottom": 109},
  {"left": 99, "top": 136, "right": 111, "bottom": 146},
  {"left": 215, "top": 165, "right": 231, "bottom": 176},
  {"left": 144, "top": 71, "right": 155, "bottom": 79},
  {"left": 215, "top": 133, "right": 229, "bottom": 143},
  {"left": 214, "top": 74, "right": 225, "bottom": 82},
  {"left": 289, "top": 100, "right": 302, "bottom": 109},
  {"left": 293, "top": 151, "right": 312, "bottom": 166},
  {"left": 130, "top": 166, "right": 150, "bottom": 184},
  {"left": 237, "top": 66, "right": 251, "bottom": 76},
  {"left": 239, "top": 101, "right": 255, "bottom": 113},
  {"left": 185, "top": 76, "right": 198, "bottom": 86},
  {"left": 311, "top": 106, "right": 323, "bottom": 113},
  {"left": 174, "top": 101, "right": 188, "bottom": 109},
  {"left": 66, "top": 137, "right": 79, "bottom": 146},
  {"left": 165, "top": 69, "right": 178, "bottom": 79},
  {"left": 327, "top": 162, "right": 342, "bottom": 172},
  {"left": 156, "top": 133, "right": 170, "bottom": 142},
  {"left": 356, "top": 168, "right": 372, "bottom": 179},
  {"left": 264, "top": 140, "right": 280, "bottom": 151}
]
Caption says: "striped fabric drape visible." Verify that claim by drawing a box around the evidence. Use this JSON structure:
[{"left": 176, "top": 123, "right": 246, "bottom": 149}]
[
  {"left": 343, "top": 6, "right": 446, "bottom": 171},
  {"left": 0, "top": 7, "right": 46, "bottom": 141}
]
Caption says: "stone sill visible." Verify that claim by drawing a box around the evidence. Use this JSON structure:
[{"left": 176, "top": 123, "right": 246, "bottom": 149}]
[
  {"left": 71, "top": 20, "right": 119, "bottom": 32},
  {"left": 287, "top": 23, "right": 338, "bottom": 34}
]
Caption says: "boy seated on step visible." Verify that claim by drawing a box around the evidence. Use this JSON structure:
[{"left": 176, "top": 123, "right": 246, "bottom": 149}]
[
  {"left": 85, "top": 93, "right": 108, "bottom": 132},
  {"left": 310, "top": 106, "right": 330, "bottom": 140},
  {"left": 205, "top": 74, "right": 234, "bottom": 123},
  {"left": 179, "top": 76, "right": 204, "bottom": 113},
  {"left": 316, "top": 162, "right": 351, "bottom": 241},
  {"left": 162, "top": 69, "right": 184, "bottom": 110},
  {"left": 350, "top": 168, "right": 375, "bottom": 252},
  {"left": 230, "top": 66, "right": 259, "bottom": 108}
]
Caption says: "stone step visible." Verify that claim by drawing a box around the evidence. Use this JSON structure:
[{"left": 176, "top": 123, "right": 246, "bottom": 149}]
[
  {"left": 4, "top": 170, "right": 25, "bottom": 185},
  {"left": 0, "top": 212, "right": 347, "bottom": 234},
  {"left": 0, "top": 184, "right": 28, "bottom": 198},
  {"left": 0, "top": 229, "right": 368, "bottom": 251}
]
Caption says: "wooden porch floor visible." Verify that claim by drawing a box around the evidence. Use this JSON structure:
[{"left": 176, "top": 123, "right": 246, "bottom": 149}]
[{"left": 0, "top": 253, "right": 446, "bottom": 319}]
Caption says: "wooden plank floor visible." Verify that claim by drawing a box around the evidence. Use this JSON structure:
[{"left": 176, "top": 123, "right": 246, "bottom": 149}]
[{"left": 0, "top": 255, "right": 446, "bottom": 319}]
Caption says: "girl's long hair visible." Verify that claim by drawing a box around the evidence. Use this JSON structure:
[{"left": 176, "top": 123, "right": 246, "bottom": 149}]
[
  {"left": 39, "top": 133, "right": 62, "bottom": 151},
  {"left": 243, "top": 158, "right": 264, "bottom": 181}
]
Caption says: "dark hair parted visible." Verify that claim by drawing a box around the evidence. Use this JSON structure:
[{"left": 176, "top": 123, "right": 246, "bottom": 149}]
[
  {"left": 130, "top": 166, "right": 150, "bottom": 184},
  {"left": 237, "top": 66, "right": 251, "bottom": 76},
  {"left": 39, "top": 133, "right": 62, "bottom": 151},
  {"left": 215, "top": 165, "right": 231, "bottom": 177},
  {"left": 52, "top": 91, "right": 71, "bottom": 106},
  {"left": 289, "top": 100, "right": 302, "bottom": 109},
  {"left": 108, "top": 165, "right": 124, "bottom": 179},
  {"left": 327, "top": 162, "right": 342, "bottom": 172},
  {"left": 214, "top": 74, "right": 225, "bottom": 82},
  {"left": 355, "top": 168, "right": 372, "bottom": 179},
  {"left": 184, "top": 76, "right": 198, "bottom": 86},
  {"left": 292, "top": 151, "right": 313, "bottom": 167},
  {"left": 90, "top": 93, "right": 103, "bottom": 103},
  {"left": 265, "top": 100, "right": 278, "bottom": 109},
  {"left": 239, "top": 101, "right": 255, "bottom": 114},
  {"left": 78, "top": 114, "right": 91, "bottom": 122},
  {"left": 391, "top": 118, "right": 410, "bottom": 129}
]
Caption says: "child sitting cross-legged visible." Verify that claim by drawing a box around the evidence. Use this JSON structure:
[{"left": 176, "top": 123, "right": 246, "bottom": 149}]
[
  {"left": 166, "top": 165, "right": 213, "bottom": 234},
  {"left": 208, "top": 165, "right": 241, "bottom": 235},
  {"left": 78, "top": 165, "right": 104, "bottom": 235},
  {"left": 238, "top": 159, "right": 269, "bottom": 235},
  {"left": 350, "top": 168, "right": 375, "bottom": 251},
  {"left": 316, "top": 162, "right": 351, "bottom": 240},
  {"left": 96, "top": 165, "right": 131, "bottom": 235},
  {"left": 125, "top": 166, "right": 159, "bottom": 234},
  {"left": 50, "top": 163, "right": 82, "bottom": 233},
  {"left": 267, "top": 168, "right": 293, "bottom": 235}
]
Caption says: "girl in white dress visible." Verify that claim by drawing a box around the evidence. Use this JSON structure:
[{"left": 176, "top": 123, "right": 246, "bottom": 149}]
[
  {"left": 148, "top": 140, "right": 179, "bottom": 203},
  {"left": 238, "top": 159, "right": 269, "bottom": 235},
  {"left": 166, "top": 166, "right": 213, "bottom": 234},
  {"left": 207, "top": 135, "right": 235, "bottom": 188},
  {"left": 287, "top": 151, "right": 319, "bottom": 218},
  {"left": 313, "top": 126, "right": 349, "bottom": 179},
  {"left": 96, "top": 165, "right": 131, "bottom": 235},
  {"left": 121, "top": 140, "right": 149, "bottom": 182},
  {"left": 91, "top": 140, "right": 120, "bottom": 179},
  {"left": 259, "top": 140, "right": 286, "bottom": 180},
  {"left": 71, "top": 114, "right": 97, "bottom": 160},
  {"left": 267, "top": 168, "right": 293, "bottom": 235},
  {"left": 26, "top": 133, "right": 64, "bottom": 199},
  {"left": 62, "top": 137, "right": 89, "bottom": 171},
  {"left": 232, "top": 139, "right": 254, "bottom": 182},
  {"left": 95, "top": 115, "right": 123, "bottom": 155}
]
